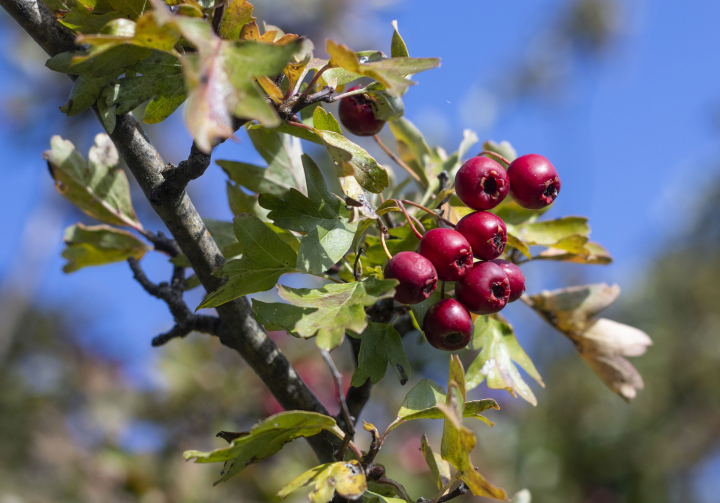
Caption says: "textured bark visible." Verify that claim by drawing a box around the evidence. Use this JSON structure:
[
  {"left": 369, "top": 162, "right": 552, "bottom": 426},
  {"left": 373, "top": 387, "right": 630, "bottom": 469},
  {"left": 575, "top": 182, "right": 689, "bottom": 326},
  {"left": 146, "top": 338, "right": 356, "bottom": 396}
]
[{"left": 1, "top": 0, "right": 338, "bottom": 463}]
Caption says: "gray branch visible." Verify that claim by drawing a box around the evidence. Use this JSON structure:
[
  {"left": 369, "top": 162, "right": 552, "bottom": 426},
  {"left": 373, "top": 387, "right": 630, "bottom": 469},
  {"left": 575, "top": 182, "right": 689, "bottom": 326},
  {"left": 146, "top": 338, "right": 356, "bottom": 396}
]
[{"left": 2, "top": 0, "right": 338, "bottom": 463}]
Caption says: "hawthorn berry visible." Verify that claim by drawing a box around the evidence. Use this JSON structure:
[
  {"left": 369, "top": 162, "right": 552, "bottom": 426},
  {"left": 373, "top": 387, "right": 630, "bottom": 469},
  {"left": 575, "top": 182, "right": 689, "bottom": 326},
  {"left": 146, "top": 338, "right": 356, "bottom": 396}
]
[
  {"left": 423, "top": 298, "right": 473, "bottom": 351},
  {"left": 455, "top": 261, "right": 510, "bottom": 314},
  {"left": 338, "top": 86, "right": 385, "bottom": 136},
  {"left": 418, "top": 228, "right": 473, "bottom": 282},
  {"left": 383, "top": 251, "right": 438, "bottom": 304},
  {"left": 454, "top": 156, "right": 510, "bottom": 211},
  {"left": 491, "top": 259, "right": 525, "bottom": 302},
  {"left": 507, "top": 154, "right": 561, "bottom": 209},
  {"left": 455, "top": 211, "right": 507, "bottom": 261}
]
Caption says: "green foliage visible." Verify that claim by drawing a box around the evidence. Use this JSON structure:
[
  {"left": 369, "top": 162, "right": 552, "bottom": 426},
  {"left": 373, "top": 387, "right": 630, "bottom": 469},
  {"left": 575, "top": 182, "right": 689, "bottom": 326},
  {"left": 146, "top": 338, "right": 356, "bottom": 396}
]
[
  {"left": 350, "top": 322, "right": 411, "bottom": 386},
  {"left": 420, "top": 434, "right": 452, "bottom": 490},
  {"left": 278, "top": 460, "right": 367, "bottom": 503},
  {"left": 44, "top": 134, "right": 142, "bottom": 230},
  {"left": 260, "top": 155, "right": 357, "bottom": 274},
  {"left": 62, "top": 223, "right": 150, "bottom": 272},
  {"left": 466, "top": 316, "right": 544, "bottom": 406},
  {"left": 184, "top": 411, "right": 344, "bottom": 484},
  {"left": 386, "top": 378, "right": 498, "bottom": 433},
  {"left": 197, "top": 215, "right": 297, "bottom": 310}
]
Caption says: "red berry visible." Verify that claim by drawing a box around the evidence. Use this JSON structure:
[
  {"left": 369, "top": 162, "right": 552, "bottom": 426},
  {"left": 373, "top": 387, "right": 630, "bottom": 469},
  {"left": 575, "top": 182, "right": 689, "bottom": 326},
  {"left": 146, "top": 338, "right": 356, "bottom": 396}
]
[
  {"left": 491, "top": 259, "right": 525, "bottom": 302},
  {"left": 384, "top": 251, "right": 438, "bottom": 305},
  {"left": 455, "top": 211, "right": 507, "bottom": 261},
  {"left": 338, "top": 86, "right": 385, "bottom": 136},
  {"left": 454, "top": 156, "right": 510, "bottom": 210},
  {"left": 418, "top": 228, "right": 473, "bottom": 282},
  {"left": 507, "top": 154, "right": 561, "bottom": 209},
  {"left": 423, "top": 298, "right": 473, "bottom": 351},
  {"left": 455, "top": 261, "right": 510, "bottom": 314}
]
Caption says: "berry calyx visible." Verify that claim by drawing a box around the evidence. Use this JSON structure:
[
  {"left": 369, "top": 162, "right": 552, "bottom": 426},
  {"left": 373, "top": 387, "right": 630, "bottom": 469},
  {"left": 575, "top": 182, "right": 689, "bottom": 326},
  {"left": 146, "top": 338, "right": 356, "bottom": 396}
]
[
  {"left": 455, "top": 261, "right": 510, "bottom": 314},
  {"left": 383, "top": 251, "right": 438, "bottom": 305},
  {"left": 423, "top": 298, "right": 473, "bottom": 351},
  {"left": 454, "top": 156, "right": 510, "bottom": 211},
  {"left": 455, "top": 211, "right": 508, "bottom": 261},
  {"left": 491, "top": 259, "right": 526, "bottom": 302},
  {"left": 507, "top": 154, "right": 561, "bottom": 209},
  {"left": 338, "top": 86, "right": 385, "bottom": 136},
  {"left": 418, "top": 228, "right": 474, "bottom": 282}
]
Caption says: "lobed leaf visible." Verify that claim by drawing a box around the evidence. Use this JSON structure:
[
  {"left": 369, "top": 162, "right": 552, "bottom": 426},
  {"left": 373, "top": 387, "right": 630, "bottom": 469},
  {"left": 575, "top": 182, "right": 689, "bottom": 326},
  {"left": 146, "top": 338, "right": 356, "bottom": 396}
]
[
  {"left": 466, "top": 316, "right": 544, "bottom": 406},
  {"left": 278, "top": 460, "right": 367, "bottom": 503},
  {"left": 44, "top": 134, "right": 142, "bottom": 229},
  {"left": 350, "top": 322, "right": 411, "bottom": 386},
  {"left": 184, "top": 411, "right": 343, "bottom": 484}
]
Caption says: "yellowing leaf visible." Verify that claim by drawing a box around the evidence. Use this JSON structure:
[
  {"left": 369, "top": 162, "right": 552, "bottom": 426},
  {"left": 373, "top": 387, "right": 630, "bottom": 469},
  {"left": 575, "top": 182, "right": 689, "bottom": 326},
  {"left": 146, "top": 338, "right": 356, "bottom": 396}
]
[
  {"left": 278, "top": 460, "right": 367, "bottom": 503},
  {"left": 218, "top": 0, "right": 255, "bottom": 40},
  {"left": 44, "top": 134, "right": 142, "bottom": 230},
  {"left": 62, "top": 223, "right": 150, "bottom": 272},
  {"left": 184, "top": 411, "right": 343, "bottom": 484}
]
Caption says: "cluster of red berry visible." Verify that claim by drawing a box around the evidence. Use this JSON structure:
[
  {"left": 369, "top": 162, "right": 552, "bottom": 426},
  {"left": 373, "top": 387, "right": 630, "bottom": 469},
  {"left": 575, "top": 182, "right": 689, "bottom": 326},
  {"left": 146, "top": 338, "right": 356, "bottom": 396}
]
[{"left": 384, "top": 153, "right": 561, "bottom": 351}]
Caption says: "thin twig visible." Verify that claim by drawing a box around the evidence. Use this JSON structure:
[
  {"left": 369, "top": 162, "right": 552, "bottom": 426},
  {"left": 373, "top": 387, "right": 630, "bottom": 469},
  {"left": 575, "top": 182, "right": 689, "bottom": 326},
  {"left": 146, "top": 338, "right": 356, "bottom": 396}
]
[
  {"left": 296, "top": 64, "right": 331, "bottom": 104},
  {"left": 407, "top": 212, "right": 426, "bottom": 235},
  {"left": 400, "top": 200, "right": 456, "bottom": 228},
  {"left": 361, "top": 421, "right": 381, "bottom": 469},
  {"left": 287, "top": 120, "right": 315, "bottom": 132},
  {"left": 373, "top": 134, "right": 422, "bottom": 183},
  {"left": 378, "top": 221, "right": 392, "bottom": 260},
  {"left": 321, "top": 350, "right": 355, "bottom": 461},
  {"left": 477, "top": 150, "right": 511, "bottom": 166}
]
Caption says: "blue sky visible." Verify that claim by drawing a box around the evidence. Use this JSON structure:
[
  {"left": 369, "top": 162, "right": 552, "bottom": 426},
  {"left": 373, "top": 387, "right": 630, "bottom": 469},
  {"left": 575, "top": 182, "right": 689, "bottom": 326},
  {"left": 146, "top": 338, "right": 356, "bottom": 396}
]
[{"left": 2, "top": 0, "right": 720, "bottom": 367}]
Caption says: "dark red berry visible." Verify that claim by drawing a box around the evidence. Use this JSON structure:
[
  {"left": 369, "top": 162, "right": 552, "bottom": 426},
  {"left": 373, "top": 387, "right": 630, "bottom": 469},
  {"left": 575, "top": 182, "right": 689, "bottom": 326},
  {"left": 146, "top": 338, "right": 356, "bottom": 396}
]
[
  {"left": 491, "top": 259, "right": 525, "bottom": 302},
  {"left": 455, "top": 261, "right": 510, "bottom": 314},
  {"left": 418, "top": 228, "right": 473, "bottom": 282},
  {"left": 338, "top": 86, "right": 385, "bottom": 136},
  {"left": 455, "top": 211, "right": 507, "bottom": 261},
  {"left": 423, "top": 298, "right": 473, "bottom": 351},
  {"left": 507, "top": 154, "right": 561, "bottom": 209},
  {"left": 454, "top": 156, "right": 510, "bottom": 210},
  {"left": 384, "top": 251, "right": 438, "bottom": 305}
]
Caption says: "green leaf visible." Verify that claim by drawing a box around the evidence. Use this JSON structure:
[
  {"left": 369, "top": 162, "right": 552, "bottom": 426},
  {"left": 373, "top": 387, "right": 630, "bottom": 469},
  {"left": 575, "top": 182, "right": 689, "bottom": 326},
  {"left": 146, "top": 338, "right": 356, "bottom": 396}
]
[
  {"left": 226, "top": 181, "right": 267, "bottom": 218},
  {"left": 313, "top": 106, "right": 342, "bottom": 134},
  {"left": 184, "top": 411, "right": 343, "bottom": 484},
  {"left": 218, "top": 125, "right": 306, "bottom": 196},
  {"left": 512, "top": 217, "right": 590, "bottom": 245},
  {"left": 102, "top": 51, "right": 186, "bottom": 125},
  {"left": 46, "top": 45, "right": 151, "bottom": 78},
  {"left": 390, "top": 20, "right": 409, "bottom": 58},
  {"left": 251, "top": 299, "right": 314, "bottom": 337},
  {"left": 365, "top": 491, "right": 407, "bottom": 503},
  {"left": 57, "top": 10, "right": 125, "bottom": 35},
  {"left": 151, "top": 0, "right": 301, "bottom": 152},
  {"left": 350, "top": 322, "right": 411, "bottom": 386},
  {"left": 61, "top": 223, "right": 150, "bottom": 272},
  {"left": 535, "top": 241, "right": 612, "bottom": 264},
  {"left": 318, "top": 130, "right": 389, "bottom": 194},
  {"left": 74, "top": 14, "right": 180, "bottom": 59},
  {"left": 44, "top": 134, "right": 142, "bottom": 229},
  {"left": 278, "top": 460, "right": 367, "bottom": 503},
  {"left": 276, "top": 276, "right": 398, "bottom": 350},
  {"left": 364, "top": 225, "right": 421, "bottom": 264},
  {"left": 466, "top": 316, "right": 544, "bottom": 406},
  {"left": 218, "top": 0, "right": 254, "bottom": 40},
  {"left": 420, "top": 435, "right": 452, "bottom": 490},
  {"left": 385, "top": 378, "right": 498, "bottom": 434},
  {"left": 197, "top": 214, "right": 297, "bottom": 309},
  {"left": 440, "top": 356, "right": 508, "bottom": 501},
  {"left": 259, "top": 155, "right": 358, "bottom": 274},
  {"left": 107, "top": 0, "right": 150, "bottom": 19},
  {"left": 445, "top": 129, "right": 479, "bottom": 177},
  {"left": 326, "top": 39, "right": 440, "bottom": 96},
  {"left": 351, "top": 199, "right": 403, "bottom": 253},
  {"left": 409, "top": 289, "right": 443, "bottom": 332},
  {"left": 491, "top": 197, "right": 549, "bottom": 226}
]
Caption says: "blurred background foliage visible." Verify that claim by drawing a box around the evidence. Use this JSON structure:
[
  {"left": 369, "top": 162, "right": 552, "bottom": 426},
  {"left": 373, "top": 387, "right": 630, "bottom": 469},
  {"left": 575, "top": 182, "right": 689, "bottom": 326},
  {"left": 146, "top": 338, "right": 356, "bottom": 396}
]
[{"left": 2, "top": 0, "right": 720, "bottom": 502}]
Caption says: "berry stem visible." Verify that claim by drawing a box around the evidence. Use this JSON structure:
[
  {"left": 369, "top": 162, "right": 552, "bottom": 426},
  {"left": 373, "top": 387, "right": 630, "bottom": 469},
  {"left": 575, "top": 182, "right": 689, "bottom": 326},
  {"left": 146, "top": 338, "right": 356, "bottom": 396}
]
[
  {"left": 378, "top": 220, "right": 393, "bottom": 260},
  {"left": 396, "top": 200, "right": 424, "bottom": 240},
  {"left": 286, "top": 120, "right": 315, "bottom": 132},
  {"left": 407, "top": 212, "right": 426, "bottom": 234},
  {"left": 477, "top": 150, "right": 512, "bottom": 166},
  {"left": 400, "top": 200, "right": 456, "bottom": 228},
  {"left": 373, "top": 134, "right": 423, "bottom": 183},
  {"left": 296, "top": 63, "right": 331, "bottom": 103}
]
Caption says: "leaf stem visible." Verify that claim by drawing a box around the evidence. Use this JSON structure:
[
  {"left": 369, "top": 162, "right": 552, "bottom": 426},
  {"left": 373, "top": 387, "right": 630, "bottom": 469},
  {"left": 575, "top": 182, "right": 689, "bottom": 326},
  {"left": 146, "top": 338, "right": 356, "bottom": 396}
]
[
  {"left": 396, "top": 200, "right": 424, "bottom": 240},
  {"left": 286, "top": 120, "right": 315, "bottom": 132},
  {"left": 400, "top": 200, "right": 455, "bottom": 228},
  {"left": 477, "top": 149, "right": 511, "bottom": 166},
  {"left": 378, "top": 220, "right": 393, "bottom": 260},
  {"left": 321, "top": 350, "right": 356, "bottom": 461},
  {"left": 373, "top": 134, "right": 423, "bottom": 184}
]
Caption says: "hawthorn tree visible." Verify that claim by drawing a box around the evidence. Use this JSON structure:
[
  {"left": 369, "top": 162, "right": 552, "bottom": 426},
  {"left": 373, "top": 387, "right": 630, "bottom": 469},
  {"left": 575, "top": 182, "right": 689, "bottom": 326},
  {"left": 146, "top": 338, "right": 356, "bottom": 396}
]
[{"left": 1, "top": 0, "right": 652, "bottom": 501}]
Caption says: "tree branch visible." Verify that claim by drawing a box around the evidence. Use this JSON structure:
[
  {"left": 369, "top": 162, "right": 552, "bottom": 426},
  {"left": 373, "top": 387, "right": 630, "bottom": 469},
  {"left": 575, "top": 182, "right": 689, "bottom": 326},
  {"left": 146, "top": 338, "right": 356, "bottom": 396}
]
[{"left": 3, "top": 0, "right": 339, "bottom": 463}]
